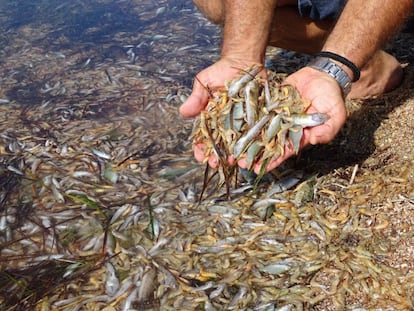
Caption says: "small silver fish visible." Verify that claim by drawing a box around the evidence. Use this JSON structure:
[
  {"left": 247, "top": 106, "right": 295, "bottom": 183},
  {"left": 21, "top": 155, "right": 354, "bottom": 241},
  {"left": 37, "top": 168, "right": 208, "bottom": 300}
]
[
  {"left": 227, "top": 66, "right": 262, "bottom": 97},
  {"left": 287, "top": 112, "right": 330, "bottom": 127},
  {"left": 233, "top": 114, "right": 270, "bottom": 158}
]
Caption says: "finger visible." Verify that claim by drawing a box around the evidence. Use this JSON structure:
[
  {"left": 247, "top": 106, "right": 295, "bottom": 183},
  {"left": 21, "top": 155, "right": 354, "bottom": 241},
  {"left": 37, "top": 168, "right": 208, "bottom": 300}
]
[
  {"left": 253, "top": 145, "right": 298, "bottom": 174},
  {"left": 208, "top": 155, "right": 219, "bottom": 168},
  {"left": 193, "top": 143, "right": 207, "bottom": 162},
  {"left": 236, "top": 156, "right": 248, "bottom": 169},
  {"left": 307, "top": 126, "right": 330, "bottom": 145},
  {"left": 194, "top": 143, "right": 221, "bottom": 169},
  {"left": 179, "top": 77, "right": 210, "bottom": 118},
  {"left": 227, "top": 155, "right": 236, "bottom": 166},
  {"left": 306, "top": 113, "right": 344, "bottom": 145},
  {"left": 237, "top": 152, "right": 286, "bottom": 174},
  {"left": 253, "top": 154, "right": 283, "bottom": 174},
  {"left": 208, "top": 153, "right": 235, "bottom": 168}
]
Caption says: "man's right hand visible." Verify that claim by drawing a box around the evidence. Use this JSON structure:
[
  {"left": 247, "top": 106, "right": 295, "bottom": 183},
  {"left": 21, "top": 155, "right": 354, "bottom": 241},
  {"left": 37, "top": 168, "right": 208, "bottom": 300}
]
[{"left": 179, "top": 57, "right": 264, "bottom": 118}]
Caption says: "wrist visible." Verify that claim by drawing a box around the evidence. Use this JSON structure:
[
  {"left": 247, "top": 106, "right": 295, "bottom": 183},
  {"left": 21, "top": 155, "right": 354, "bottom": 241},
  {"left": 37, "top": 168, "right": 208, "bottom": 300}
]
[
  {"left": 329, "top": 59, "right": 354, "bottom": 82},
  {"left": 221, "top": 47, "right": 265, "bottom": 65},
  {"left": 221, "top": 1, "right": 275, "bottom": 64},
  {"left": 315, "top": 51, "right": 361, "bottom": 82},
  {"left": 307, "top": 57, "right": 352, "bottom": 96},
  {"left": 219, "top": 54, "right": 264, "bottom": 69}
]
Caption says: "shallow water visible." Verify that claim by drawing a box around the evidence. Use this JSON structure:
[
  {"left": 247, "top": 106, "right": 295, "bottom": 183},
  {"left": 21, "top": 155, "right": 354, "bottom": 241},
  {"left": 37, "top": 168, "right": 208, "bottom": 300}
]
[{"left": 0, "top": 0, "right": 221, "bottom": 105}]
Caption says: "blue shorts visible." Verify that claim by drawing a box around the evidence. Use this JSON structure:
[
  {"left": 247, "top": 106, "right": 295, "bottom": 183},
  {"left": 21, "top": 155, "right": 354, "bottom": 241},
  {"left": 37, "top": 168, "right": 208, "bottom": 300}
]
[{"left": 298, "top": 0, "right": 346, "bottom": 20}]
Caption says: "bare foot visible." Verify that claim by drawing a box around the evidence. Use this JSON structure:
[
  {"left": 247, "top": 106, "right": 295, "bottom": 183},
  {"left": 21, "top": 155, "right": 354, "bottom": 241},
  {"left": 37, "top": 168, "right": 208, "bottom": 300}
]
[{"left": 347, "top": 50, "right": 403, "bottom": 99}]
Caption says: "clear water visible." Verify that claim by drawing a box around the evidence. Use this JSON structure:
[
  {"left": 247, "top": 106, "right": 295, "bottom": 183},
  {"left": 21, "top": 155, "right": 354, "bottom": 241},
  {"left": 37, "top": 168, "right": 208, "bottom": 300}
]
[{"left": 0, "top": 0, "right": 221, "bottom": 102}]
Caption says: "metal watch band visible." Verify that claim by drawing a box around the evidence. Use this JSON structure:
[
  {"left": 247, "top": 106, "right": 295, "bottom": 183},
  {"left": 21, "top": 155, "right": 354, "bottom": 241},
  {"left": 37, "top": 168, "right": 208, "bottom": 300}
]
[{"left": 308, "top": 56, "right": 352, "bottom": 96}]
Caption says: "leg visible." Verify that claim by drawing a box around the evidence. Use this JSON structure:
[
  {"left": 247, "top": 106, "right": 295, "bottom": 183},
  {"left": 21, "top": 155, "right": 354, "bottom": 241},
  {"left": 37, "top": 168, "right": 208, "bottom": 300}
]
[
  {"left": 268, "top": 5, "right": 334, "bottom": 54},
  {"left": 193, "top": 0, "right": 333, "bottom": 52},
  {"left": 192, "top": 0, "right": 224, "bottom": 25},
  {"left": 193, "top": 0, "right": 403, "bottom": 98},
  {"left": 348, "top": 50, "right": 402, "bottom": 99}
]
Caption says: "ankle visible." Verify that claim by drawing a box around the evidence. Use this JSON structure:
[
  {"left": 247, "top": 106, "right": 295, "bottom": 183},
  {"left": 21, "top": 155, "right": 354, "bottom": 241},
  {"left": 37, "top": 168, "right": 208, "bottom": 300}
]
[{"left": 347, "top": 51, "right": 403, "bottom": 99}]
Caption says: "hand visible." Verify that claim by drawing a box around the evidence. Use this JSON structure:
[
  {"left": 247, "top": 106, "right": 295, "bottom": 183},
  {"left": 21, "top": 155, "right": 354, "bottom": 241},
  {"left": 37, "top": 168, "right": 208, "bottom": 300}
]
[
  {"left": 240, "top": 66, "right": 347, "bottom": 173},
  {"left": 180, "top": 57, "right": 264, "bottom": 168},
  {"left": 179, "top": 57, "right": 264, "bottom": 118}
]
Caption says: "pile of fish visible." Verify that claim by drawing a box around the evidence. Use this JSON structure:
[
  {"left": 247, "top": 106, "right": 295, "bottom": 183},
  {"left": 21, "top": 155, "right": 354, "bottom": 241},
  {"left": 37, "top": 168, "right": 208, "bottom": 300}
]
[{"left": 191, "top": 67, "right": 329, "bottom": 183}]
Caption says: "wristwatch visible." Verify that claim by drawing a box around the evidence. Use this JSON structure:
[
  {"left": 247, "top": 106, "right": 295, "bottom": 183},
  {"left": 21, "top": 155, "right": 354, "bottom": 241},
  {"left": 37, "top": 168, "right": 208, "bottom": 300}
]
[{"left": 308, "top": 57, "right": 352, "bottom": 96}]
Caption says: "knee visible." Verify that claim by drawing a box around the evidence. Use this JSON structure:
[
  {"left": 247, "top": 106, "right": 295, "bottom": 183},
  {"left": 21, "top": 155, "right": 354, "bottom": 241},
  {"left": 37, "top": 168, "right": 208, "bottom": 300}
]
[{"left": 193, "top": 0, "right": 224, "bottom": 25}]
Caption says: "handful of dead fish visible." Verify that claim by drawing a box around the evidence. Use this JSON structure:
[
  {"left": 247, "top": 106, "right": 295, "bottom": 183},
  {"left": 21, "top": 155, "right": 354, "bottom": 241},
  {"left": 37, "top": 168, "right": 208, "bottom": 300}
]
[{"left": 191, "top": 67, "right": 329, "bottom": 180}]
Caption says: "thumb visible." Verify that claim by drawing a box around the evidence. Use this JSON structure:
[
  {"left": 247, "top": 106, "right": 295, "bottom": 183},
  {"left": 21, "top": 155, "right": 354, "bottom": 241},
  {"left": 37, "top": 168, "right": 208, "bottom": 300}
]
[{"left": 179, "top": 78, "right": 210, "bottom": 118}]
